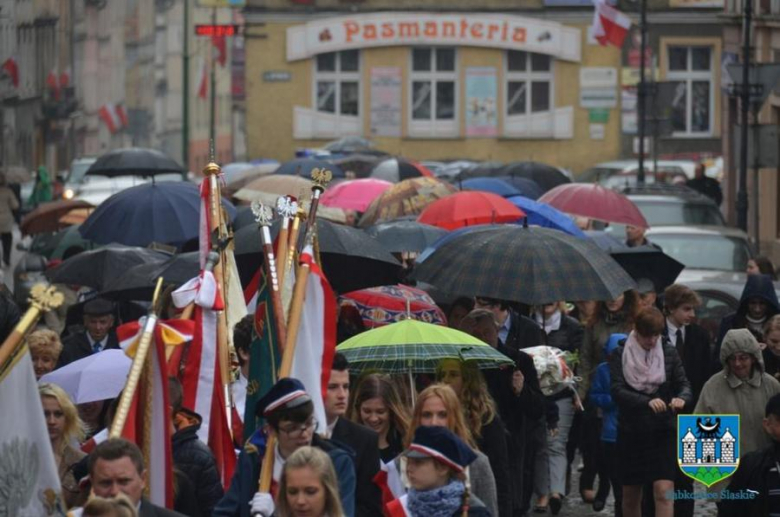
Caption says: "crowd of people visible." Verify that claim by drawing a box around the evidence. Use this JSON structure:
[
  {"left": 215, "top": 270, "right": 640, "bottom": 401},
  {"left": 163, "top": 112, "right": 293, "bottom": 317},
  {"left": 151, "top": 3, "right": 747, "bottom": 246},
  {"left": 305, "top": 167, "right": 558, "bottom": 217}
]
[{"left": 9, "top": 232, "right": 780, "bottom": 517}]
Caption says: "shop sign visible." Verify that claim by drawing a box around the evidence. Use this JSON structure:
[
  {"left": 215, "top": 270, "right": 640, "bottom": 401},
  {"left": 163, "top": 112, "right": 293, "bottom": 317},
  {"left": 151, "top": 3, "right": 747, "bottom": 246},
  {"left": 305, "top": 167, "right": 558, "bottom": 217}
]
[
  {"left": 370, "top": 67, "right": 402, "bottom": 137},
  {"left": 287, "top": 12, "right": 581, "bottom": 63},
  {"left": 465, "top": 67, "right": 498, "bottom": 137},
  {"left": 263, "top": 71, "right": 291, "bottom": 82}
]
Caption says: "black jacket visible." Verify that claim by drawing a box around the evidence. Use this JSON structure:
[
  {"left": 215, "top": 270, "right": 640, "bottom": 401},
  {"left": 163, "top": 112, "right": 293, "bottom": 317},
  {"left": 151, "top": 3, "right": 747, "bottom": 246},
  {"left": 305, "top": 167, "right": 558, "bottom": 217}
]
[
  {"left": 540, "top": 314, "right": 584, "bottom": 354},
  {"left": 139, "top": 499, "right": 187, "bottom": 517},
  {"left": 663, "top": 322, "right": 714, "bottom": 410},
  {"left": 330, "top": 417, "right": 382, "bottom": 517},
  {"left": 486, "top": 344, "right": 545, "bottom": 435},
  {"left": 715, "top": 274, "right": 780, "bottom": 367},
  {"left": 718, "top": 441, "right": 780, "bottom": 517},
  {"left": 610, "top": 340, "right": 692, "bottom": 434},
  {"left": 686, "top": 176, "right": 722, "bottom": 206},
  {"left": 171, "top": 420, "right": 224, "bottom": 517},
  {"left": 57, "top": 330, "right": 120, "bottom": 367},
  {"left": 503, "top": 310, "right": 542, "bottom": 353},
  {"left": 476, "top": 414, "right": 511, "bottom": 517}
]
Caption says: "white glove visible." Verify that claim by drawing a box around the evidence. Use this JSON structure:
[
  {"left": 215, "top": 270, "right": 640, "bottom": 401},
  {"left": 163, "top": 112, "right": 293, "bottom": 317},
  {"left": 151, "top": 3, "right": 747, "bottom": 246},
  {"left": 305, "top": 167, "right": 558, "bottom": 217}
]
[{"left": 250, "top": 492, "right": 275, "bottom": 517}]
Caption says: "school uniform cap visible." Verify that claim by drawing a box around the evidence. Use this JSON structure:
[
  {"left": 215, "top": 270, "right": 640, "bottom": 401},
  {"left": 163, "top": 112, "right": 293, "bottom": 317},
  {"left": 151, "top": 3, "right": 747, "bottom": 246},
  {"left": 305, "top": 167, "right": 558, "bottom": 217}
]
[
  {"left": 255, "top": 377, "right": 311, "bottom": 417},
  {"left": 83, "top": 298, "right": 115, "bottom": 316},
  {"left": 403, "top": 426, "right": 477, "bottom": 473}
]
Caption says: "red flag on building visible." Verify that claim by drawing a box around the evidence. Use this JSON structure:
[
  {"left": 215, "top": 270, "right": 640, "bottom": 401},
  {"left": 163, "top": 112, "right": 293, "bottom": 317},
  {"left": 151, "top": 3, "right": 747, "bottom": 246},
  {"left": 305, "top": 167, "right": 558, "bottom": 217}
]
[
  {"left": 592, "top": 0, "right": 632, "bottom": 48},
  {"left": 197, "top": 59, "right": 208, "bottom": 100},
  {"left": 115, "top": 104, "right": 129, "bottom": 128},
  {"left": 212, "top": 35, "right": 227, "bottom": 67},
  {"left": 46, "top": 68, "right": 60, "bottom": 100},
  {"left": 1, "top": 57, "right": 19, "bottom": 88},
  {"left": 59, "top": 67, "right": 70, "bottom": 89}
]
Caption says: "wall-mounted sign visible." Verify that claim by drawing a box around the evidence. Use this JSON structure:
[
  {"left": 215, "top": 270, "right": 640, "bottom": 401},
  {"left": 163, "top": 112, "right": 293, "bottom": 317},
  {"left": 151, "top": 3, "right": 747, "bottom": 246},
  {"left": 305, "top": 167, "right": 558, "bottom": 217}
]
[
  {"left": 669, "top": 0, "right": 723, "bottom": 7},
  {"left": 263, "top": 71, "right": 291, "bottom": 82},
  {"left": 370, "top": 67, "right": 402, "bottom": 137},
  {"left": 466, "top": 67, "right": 498, "bottom": 137},
  {"left": 286, "top": 12, "right": 582, "bottom": 63},
  {"left": 580, "top": 67, "right": 618, "bottom": 109}
]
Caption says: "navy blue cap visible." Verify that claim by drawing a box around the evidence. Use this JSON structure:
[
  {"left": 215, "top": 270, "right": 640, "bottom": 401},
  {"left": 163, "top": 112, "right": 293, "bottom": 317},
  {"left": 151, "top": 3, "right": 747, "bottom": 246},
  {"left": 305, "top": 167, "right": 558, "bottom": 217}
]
[
  {"left": 404, "top": 426, "right": 477, "bottom": 473},
  {"left": 255, "top": 378, "right": 311, "bottom": 417}
]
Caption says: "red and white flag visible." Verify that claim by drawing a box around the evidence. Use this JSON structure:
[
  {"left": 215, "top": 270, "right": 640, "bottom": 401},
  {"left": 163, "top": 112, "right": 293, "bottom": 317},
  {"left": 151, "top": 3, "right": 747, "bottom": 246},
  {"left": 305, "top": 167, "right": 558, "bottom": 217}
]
[
  {"left": 197, "top": 58, "right": 208, "bottom": 100},
  {"left": 59, "top": 67, "right": 71, "bottom": 89},
  {"left": 289, "top": 246, "right": 337, "bottom": 431},
  {"left": 592, "top": 0, "right": 632, "bottom": 48},
  {"left": 1, "top": 57, "right": 19, "bottom": 88},
  {"left": 115, "top": 317, "right": 175, "bottom": 509},
  {"left": 98, "top": 103, "right": 127, "bottom": 133},
  {"left": 46, "top": 68, "right": 60, "bottom": 100}
]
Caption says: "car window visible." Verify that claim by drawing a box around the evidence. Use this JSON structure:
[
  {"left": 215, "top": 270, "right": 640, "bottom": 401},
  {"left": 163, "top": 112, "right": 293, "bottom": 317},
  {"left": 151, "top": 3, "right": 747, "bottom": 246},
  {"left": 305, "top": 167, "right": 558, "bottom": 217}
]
[
  {"left": 648, "top": 234, "right": 751, "bottom": 271},
  {"left": 634, "top": 201, "right": 725, "bottom": 226},
  {"left": 68, "top": 161, "right": 95, "bottom": 184},
  {"left": 694, "top": 290, "right": 738, "bottom": 345},
  {"left": 581, "top": 167, "right": 621, "bottom": 183}
]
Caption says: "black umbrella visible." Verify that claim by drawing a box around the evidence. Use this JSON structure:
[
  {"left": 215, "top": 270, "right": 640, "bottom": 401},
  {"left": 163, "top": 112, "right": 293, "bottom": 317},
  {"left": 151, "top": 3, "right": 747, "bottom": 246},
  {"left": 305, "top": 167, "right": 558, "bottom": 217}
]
[
  {"left": 411, "top": 225, "right": 635, "bottom": 305},
  {"left": 46, "top": 245, "right": 172, "bottom": 290},
  {"left": 234, "top": 219, "right": 402, "bottom": 293},
  {"left": 275, "top": 159, "right": 345, "bottom": 179},
  {"left": 101, "top": 252, "right": 200, "bottom": 300},
  {"left": 86, "top": 148, "right": 185, "bottom": 178},
  {"left": 610, "top": 246, "right": 685, "bottom": 293},
  {"left": 366, "top": 220, "right": 448, "bottom": 253},
  {"left": 499, "top": 162, "right": 570, "bottom": 192}
]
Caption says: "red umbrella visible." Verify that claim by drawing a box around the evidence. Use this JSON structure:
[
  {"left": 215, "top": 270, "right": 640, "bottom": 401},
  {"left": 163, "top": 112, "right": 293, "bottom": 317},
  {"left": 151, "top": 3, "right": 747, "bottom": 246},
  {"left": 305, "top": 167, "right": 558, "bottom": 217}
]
[
  {"left": 417, "top": 191, "right": 526, "bottom": 230},
  {"left": 340, "top": 284, "right": 447, "bottom": 329},
  {"left": 321, "top": 178, "right": 393, "bottom": 212},
  {"left": 539, "top": 183, "right": 649, "bottom": 229}
]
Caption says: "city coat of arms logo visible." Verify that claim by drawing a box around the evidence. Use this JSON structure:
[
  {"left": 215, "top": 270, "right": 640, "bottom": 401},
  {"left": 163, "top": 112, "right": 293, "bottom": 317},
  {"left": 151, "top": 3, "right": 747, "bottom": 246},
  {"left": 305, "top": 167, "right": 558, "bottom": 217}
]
[{"left": 678, "top": 414, "right": 740, "bottom": 487}]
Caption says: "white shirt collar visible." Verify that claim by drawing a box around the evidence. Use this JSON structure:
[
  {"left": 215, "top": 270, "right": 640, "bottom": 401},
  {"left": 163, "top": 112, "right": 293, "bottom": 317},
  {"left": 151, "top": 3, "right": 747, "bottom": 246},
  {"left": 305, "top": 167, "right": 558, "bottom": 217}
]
[
  {"left": 325, "top": 417, "right": 338, "bottom": 439},
  {"left": 86, "top": 333, "right": 106, "bottom": 350},
  {"left": 273, "top": 443, "right": 286, "bottom": 482},
  {"left": 666, "top": 318, "right": 685, "bottom": 342}
]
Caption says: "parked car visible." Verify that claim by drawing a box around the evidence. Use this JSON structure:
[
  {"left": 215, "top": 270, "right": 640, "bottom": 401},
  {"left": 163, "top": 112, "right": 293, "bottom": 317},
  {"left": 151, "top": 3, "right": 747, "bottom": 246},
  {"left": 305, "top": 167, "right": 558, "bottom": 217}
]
[
  {"left": 645, "top": 225, "right": 753, "bottom": 273},
  {"left": 581, "top": 159, "right": 697, "bottom": 187}
]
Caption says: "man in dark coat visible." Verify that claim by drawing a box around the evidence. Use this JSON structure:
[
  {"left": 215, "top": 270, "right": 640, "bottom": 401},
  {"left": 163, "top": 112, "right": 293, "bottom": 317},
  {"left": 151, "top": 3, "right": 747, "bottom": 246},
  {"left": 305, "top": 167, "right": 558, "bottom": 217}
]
[
  {"left": 715, "top": 273, "right": 780, "bottom": 368},
  {"left": 460, "top": 309, "right": 544, "bottom": 517},
  {"left": 324, "top": 353, "right": 382, "bottom": 517},
  {"left": 57, "top": 297, "right": 119, "bottom": 367},
  {"left": 719, "top": 393, "right": 780, "bottom": 517},
  {"left": 169, "top": 378, "right": 224, "bottom": 516},
  {"left": 686, "top": 163, "right": 722, "bottom": 206},
  {"left": 88, "top": 437, "right": 186, "bottom": 517},
  {"left": 475, "top": 297, "right": 542, "bottom": 352}
]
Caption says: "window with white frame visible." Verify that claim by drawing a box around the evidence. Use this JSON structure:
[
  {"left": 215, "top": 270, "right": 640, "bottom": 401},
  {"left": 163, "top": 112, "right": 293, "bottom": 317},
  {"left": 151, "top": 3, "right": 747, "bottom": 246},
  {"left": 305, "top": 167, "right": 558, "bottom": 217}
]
[
  {"left": 409, "top": 47, "right": 457, "bottom": 137},
  {"left": 667, "top": 46, "right": 713, "bottom": 136},
  {"left": 506, "top": 50, "right": 553, "bottom": 117},
  {"left": 315, "top": 50, "right": 360, "bottom": 116}
]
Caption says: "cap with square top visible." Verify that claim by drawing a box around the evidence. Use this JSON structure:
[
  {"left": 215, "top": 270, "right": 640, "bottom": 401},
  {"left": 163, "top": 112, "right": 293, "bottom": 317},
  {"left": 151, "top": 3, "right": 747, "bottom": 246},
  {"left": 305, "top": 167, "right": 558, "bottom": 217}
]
[
  {"left": 403, "top": 426, "right": 477, "bottom": 473},
  {"left": 254, "top": 377, "right": 312, "bottom": 417}
]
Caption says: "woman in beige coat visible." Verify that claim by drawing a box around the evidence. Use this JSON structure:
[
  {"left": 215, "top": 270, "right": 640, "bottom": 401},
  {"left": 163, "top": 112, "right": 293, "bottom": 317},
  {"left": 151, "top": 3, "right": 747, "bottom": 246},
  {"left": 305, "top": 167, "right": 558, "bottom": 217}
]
[{"left": 0, "top": 174, "right": 19, "bottom": 267}]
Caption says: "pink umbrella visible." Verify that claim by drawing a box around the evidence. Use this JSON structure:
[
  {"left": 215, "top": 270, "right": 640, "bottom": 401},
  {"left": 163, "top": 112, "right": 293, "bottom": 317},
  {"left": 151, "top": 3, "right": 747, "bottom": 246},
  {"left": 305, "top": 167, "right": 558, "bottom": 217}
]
[
  {"left": 539, "top": 183, "right": 649, "bottom": 229},
  {"left": 321, "top": 178, "right": 393, "bottom": 212}
]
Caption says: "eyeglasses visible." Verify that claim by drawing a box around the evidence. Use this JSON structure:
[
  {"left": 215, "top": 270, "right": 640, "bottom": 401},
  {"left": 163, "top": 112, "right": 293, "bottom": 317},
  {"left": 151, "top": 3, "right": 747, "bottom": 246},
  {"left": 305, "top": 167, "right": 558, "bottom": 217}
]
[{"left": 278, "top": 418, "right": 317, "bottom": 438}]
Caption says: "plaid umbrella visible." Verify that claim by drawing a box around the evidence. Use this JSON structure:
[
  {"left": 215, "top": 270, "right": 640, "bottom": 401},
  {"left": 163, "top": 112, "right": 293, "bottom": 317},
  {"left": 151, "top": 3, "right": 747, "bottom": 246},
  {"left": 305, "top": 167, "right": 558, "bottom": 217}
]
[
  {"left": 411, "top": 225, "right": 636, "bottom": 305},
  {"left": 366, "top": 220, "right": 447, "bottom": 253},
  {"left": 336, "top": 319, "right": 514, "bottom": 373},
  {"left": 358, "top": 177, "right": 457, "bottom": 228}
]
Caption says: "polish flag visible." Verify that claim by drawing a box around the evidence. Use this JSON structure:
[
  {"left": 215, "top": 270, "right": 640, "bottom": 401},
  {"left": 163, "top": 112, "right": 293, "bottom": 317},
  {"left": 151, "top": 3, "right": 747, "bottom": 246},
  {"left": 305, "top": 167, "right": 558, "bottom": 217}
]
[
  {"left": 59, "top": 67, "right": 71, "bottom": 89},
  {"left": 115, "top": 104, "right": 129, "bottom": 128},
  {"left": 289, "top": 246, "right": 337, "bottom": 432},
  {"left": 98, "top": 104, "right": 125, "bottom": 133},
  {"left": 1, "top": 57, "right": 19, "bottom": 88},
  {"left": 197, "top": 58, "right": 208, "bottom": 100},
  {"left": 46, "top": 68, "right": 60, "bottom": 100},
  {"left": 212, "top": 35, "right": 227, "bottom": 67},
  {"left": 592, "top": 0, "right": 632, "bottom": 48}
]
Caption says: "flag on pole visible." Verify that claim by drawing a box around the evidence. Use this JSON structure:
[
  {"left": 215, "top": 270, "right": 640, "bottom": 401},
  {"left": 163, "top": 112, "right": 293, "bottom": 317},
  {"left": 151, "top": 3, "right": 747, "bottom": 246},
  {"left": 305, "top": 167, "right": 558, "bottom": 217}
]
[
  {"left": 98, "top": 104, "right": 127, "bottom": 134},
  {"left": 115, "top": 323, "right": 175, "bottom": 509},
  {"left": 1, "top": 57, "right": 19, "bottom": 88},
  {"left": 242, "top": 269, "right": 281, "bottom": 441},
  {"left": 46, "top": 68, "right": 60, "bottom": 100},
  {"left": 212, "top": 35, "right": 227, "bottom": 67},
  {"left": 172, "top": 271, "right": 236, "bottom": 487},
  {"left": 592, "top": 0, "right": 632, "bottom": 48},
  {"left": 0, "top": 346, "right": 64, "bottom": 515},
  {"left": 289, "top": 246, "right": 337, "bottom": 432},
  {"left": 197, "top": 57, "right": 209, "bottom": 100},
  {"left": 59, "top": 68, "right": 70, "bottom": 89}
]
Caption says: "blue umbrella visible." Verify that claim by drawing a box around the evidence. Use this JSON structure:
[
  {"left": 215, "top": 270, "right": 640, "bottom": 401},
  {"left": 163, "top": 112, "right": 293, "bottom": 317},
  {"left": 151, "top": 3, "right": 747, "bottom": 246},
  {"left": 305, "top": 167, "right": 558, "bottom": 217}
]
[
  {"left": 460, "top": 177, "right": 522, "bottom": 198},
  {"left": 507, "top": 196, "right": 585, "bottom": 238},
  {"left": 275, "top": 158, "right": 345, "bottom": 178},
  {"left": 495, "top": 176, "right": 544, "bottom": 200},
  {"left": 79, "top": 181, "right": 236, "bottom": 247}
]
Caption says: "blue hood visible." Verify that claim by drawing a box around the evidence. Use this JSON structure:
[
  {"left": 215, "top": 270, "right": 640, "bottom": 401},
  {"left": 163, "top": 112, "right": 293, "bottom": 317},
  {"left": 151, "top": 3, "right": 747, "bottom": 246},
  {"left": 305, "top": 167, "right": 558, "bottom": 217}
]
[
  {"left": 738, "top": 274, "right": 780, "bottom": 315},
  {"left": 604, "top": 333, "right": 628, "bottom": 356}
]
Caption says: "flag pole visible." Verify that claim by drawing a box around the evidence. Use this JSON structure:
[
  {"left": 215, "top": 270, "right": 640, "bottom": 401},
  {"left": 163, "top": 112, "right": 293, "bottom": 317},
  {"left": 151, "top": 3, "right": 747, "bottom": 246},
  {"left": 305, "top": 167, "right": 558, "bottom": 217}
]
[
  {"left": 275, "top": 196, "right": 294, "bottom": 295},
  {"left": 0, "top": 284, "right": 63, "bottom": 368},
  {"left": 257, "top": 170, "right": 332, "bottom": 494},
  {"left": 251, "top": 200, "right": 288, "bottom": 353},
  {"left": 110, "top": 278, "right": 164, "bottom": 438},
  {"left": 284, "top": 202, "right": 306, "bottom": 277},
  {"left": 203, "top": 156, "right": 234, "bottom": 436}
]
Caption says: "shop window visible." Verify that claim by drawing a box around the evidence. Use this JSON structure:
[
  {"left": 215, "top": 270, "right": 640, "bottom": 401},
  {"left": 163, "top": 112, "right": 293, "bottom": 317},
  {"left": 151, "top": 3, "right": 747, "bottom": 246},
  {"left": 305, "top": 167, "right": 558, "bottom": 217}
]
[
  {"left": 506, "top": 50, "right": 552, "bottom": 116},
  {"left": 666, "top": 46, "right": 713, "bottom": 136},
  {"left": 409, "top": 47, "right": 458, "bottom": 138},
  {"left": 314, "top": 50, "right": 360, "bottom": 116}
]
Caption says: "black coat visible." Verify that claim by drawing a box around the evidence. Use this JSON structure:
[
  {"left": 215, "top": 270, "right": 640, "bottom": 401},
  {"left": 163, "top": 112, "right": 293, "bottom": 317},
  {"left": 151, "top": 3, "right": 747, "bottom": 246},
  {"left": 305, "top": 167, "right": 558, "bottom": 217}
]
[
  {"left": 171, "top": 422, "right": 224, "bottom": 517},
  {"left": 663, "top": 322, "right": 714, "bottom": 410},
  {"left": 57, "top": 330, "right": 120, "bottom": 368},
  {"left": 718, "top": 441, "right": 780, "bottom": 517},
  {"left": 476, "top": 414, "right": 511, "bottom": 517},
  {"left": 540, "top": 314, "right": 584, "bottom": 354},
  {"left": 330, "top": 417, "right": 382, "bottom": 517},
  {"left": 503, "top": 310, "right": 542, "bottom": 353},
  {"left": 139, "top": 499, "right": 187, "bottom": 517},
  {"left": 486, "top": 344, "right": 545, "bottom": 435},
  {"left": 686, "top": 177, "right": 722, "bottom": 206},
  {"left": 610, "top": 341, "right": 693, "bottom": 434}
]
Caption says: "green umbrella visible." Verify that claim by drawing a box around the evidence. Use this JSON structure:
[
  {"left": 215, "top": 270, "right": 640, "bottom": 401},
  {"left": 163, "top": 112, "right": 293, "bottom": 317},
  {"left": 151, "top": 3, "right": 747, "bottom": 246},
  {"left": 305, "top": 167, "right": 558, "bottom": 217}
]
[{"left": 336, "top": 319, "right": 514, "bottom": 374}]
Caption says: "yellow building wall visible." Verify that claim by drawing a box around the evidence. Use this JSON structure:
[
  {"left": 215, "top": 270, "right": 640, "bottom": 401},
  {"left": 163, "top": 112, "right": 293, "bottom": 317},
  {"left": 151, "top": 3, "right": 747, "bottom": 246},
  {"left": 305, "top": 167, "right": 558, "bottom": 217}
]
[{"left": 246, "top": 21, "right": 624, "bottom": 173}]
